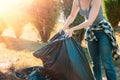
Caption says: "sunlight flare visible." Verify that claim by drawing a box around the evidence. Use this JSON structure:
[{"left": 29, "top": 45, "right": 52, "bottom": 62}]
[
  {"left": 0, "top": 0, "right": 33, "bottom": 22},
  {"left": 0, "top": 0, "right": 34, "bottom": 35}
]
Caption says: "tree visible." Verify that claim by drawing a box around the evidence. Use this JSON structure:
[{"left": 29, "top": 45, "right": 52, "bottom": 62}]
[
  {"left": 0, "top": 0, "right": 60, "bottom": 42},
  {"left": 102, "top": 0, "right": 120, "bottom": 29},
  {"left": 0, "top": 18, "right": 6, "bottom": 35},
  {"left": 27, "top": 0, "right": 60, "bottom": 42}
]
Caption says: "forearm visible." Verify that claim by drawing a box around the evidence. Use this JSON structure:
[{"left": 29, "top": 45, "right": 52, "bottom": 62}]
[
  {"left": 62, "top": 15, "right": 76, "bottom": 30},
  {"left": 67, "top": 0, "right": 102, "bottom": 37},
  {"left": 62, "top": 0, "right": 79, "bottom": 30},
  {"left": 72, "top": 0, "right": 101, "bottom": 31},
  {"left": 72, "top": 20, "right": 92, "bottom": 31}
]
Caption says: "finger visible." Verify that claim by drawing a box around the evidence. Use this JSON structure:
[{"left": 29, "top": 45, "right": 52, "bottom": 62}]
[
  {"left": 67, "top": 33, "right": 72, "bottom": 38},
  {"left": 59, "top": 29, "right": 62, "bottom": 34},
  {"left": 69, "top": 34, "right": 72, "bottom": 38}
]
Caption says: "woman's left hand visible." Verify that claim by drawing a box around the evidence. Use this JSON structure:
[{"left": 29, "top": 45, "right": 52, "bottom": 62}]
[{"left": 67, "top": 28, "right": 74, "bottom": 38}]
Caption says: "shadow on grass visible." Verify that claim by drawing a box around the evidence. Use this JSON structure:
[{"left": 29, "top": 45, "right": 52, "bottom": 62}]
[
  {"left": 0, "top": 71, "right": 11, "bottom": 80},
  {"left": 0, "top": 67, "right": 21, "bottom": 80},
  {"left": 0, "top": 35, "right": 45, "bottom": 51}
]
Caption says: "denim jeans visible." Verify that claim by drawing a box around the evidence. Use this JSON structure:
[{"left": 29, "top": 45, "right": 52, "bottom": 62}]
[{"left": 87, "top": 30, "right": 118, "bottom": 80}]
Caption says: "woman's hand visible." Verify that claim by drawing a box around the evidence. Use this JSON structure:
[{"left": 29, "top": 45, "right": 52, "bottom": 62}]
[
  {"left": 59, "top": 27, "right": 67, "bottom": 34},
  {"left": 59, "top": 28, "right": 64, "bottom": 34},
  {"left": 67, "top": 28, "right": 74, "bottom": 38}
]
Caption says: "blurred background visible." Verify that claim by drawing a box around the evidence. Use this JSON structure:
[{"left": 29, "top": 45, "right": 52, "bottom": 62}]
[{"left": 0, "top": 0, "right": 120, "bottom": 80}]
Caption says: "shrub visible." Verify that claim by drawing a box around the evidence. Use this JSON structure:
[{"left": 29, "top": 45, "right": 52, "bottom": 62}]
[
  {"left": 102, "top": 0, "right": 120, "bottom": 29},
  {"left": 27, "top": 0, "right": 60, "bottom": 42},
  {"left": 0, "top": 18, "right": 6, "bottom": 35}
]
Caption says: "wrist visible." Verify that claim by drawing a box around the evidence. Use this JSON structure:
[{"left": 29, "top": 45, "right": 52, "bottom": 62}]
[
  {"left": 71, "top": 27, "right": 76, "bottom": 32},
  {"left": 62, "top": 27, "right": 67, "bottom": 30}
]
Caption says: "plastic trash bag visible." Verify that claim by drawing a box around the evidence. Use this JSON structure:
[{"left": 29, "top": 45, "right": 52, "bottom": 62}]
[
  {"left": 14, "top": 66, "right": 40, "bottom": 79},
  {"left": 27, "top": 67, "right": 51, "bottom": 80},
  {"left": 33, "top": 31, "right": 94, "bottom": 80},
  {"left": 14, "top": 66, "right": 51, "bottom": 80}
]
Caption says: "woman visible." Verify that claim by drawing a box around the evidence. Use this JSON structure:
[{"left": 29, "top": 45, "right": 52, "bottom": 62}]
[{"left": 59, "top": 0, "right": 119, "bottom": 80}]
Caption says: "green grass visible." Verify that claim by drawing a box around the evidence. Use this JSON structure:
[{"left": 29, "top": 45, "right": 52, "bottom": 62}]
[
  {"left": 0, "top": 23, "right": 120, "bottom": 79},
  {"left": 0, "top": 44, "right": 43, "bottom": 69}
]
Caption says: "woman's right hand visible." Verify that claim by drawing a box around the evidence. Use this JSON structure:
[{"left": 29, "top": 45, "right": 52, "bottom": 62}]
[{"left": 59, "top": 28, "right": 65, "bottom": 34}]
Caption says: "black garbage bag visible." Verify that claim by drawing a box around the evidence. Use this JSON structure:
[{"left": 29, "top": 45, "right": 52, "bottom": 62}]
[
  {"left": 14, "top": 66, "right": 51, "bottom": 80},
  {"left": 33, "top": 31, "right": 94, "bottom": 80},
  {"left": 14, "top": 66, "right": 40, "bottom": 79},
  {"left": 27, "top": 67, "right": 51, "bottom": 80}
]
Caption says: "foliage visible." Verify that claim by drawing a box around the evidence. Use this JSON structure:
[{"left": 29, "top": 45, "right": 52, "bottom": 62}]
[
  {"left": 27, "top": 0, "right": 60, "bottom": 42},
  {"left": 102, "top": 0, "right": 120, "bottom": 29},
  {"left": 0, "top": 0, "right": 60, "bottom": 42},
  {"left": 0, "top": 18, "right": 6, "bottom": 34},
  {"left": 61, "top": 0, "right": 84, "bottom": 42}
]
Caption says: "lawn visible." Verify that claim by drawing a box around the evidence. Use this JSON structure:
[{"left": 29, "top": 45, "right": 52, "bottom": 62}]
[{"left": 0, "top": 24, "right": 120, "bottom": 80}]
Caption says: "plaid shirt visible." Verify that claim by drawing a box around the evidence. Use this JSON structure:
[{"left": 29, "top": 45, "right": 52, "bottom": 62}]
[{"left": 85, "top": 19, "right": 120, "bottom": 60}]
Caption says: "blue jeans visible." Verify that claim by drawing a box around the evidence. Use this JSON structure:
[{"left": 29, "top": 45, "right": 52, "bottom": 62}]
[{"left": 87, "top": 30, "right": 118, "bottom": 80}]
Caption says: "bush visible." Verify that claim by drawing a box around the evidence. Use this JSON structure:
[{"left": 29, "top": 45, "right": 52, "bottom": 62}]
[
  {"left": 0, "top": 18, "right": 6, "bottom": 35},
  {"left": 102, "top": 0, "right": 120, "bottom": 29},
  {"left": 27, "top": 0, "right": 60, "bottom": 42}
]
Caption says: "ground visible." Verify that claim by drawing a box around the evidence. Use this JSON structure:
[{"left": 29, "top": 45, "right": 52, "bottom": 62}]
[{"left": 0, "top": 24, "right": 120, "bottom": 80}]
